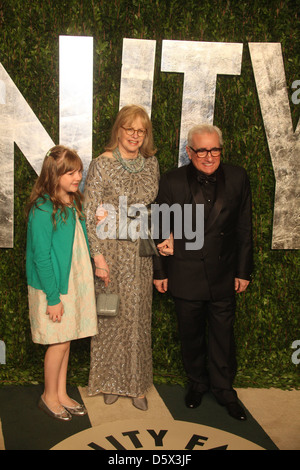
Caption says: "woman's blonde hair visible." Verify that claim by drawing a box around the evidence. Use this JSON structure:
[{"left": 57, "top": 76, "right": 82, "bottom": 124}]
[
  {"left": 105, "top": 104, "right": 157, "bottom": 157},
  {"left": 27, "top": 145, "right": 84, "bottom": 225}
]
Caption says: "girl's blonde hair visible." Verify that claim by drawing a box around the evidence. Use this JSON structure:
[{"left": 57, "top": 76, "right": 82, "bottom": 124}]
[
  {"left": 105, "top": 104, "right": 157, "bottom": 157},
  {"left": 27, "top": 145, "right": 84, "bottom": 225}
]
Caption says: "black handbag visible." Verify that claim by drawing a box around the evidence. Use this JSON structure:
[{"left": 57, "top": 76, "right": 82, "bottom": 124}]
[
  {"left": 126, "top": 206, "right": 159, "bottom": 257},
  {"left": 139, "top": 235, "right": 159, "bottom": 257}
]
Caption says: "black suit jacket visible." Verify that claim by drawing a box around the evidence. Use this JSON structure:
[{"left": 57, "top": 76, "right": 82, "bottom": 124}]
[{"left": 153, "top": 162, "right": 253, "bottom": 301}]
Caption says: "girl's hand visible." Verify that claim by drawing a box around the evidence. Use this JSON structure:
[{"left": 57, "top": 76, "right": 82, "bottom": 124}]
[
  {"left": 94, "top": 254, "right": 110, "bottom": 287},
  {"left": 47, "top": 302, "right": 64, "bottom": 323}
]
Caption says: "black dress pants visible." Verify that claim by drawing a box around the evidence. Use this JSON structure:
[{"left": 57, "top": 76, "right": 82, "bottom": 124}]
[{"left": 174, "top": 296, "right": 238, "bottom": 405}]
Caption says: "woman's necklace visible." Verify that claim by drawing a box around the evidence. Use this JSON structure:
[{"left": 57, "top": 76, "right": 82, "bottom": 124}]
[{"left": 113, "top": 147, "right": 145, "bottom": 173}]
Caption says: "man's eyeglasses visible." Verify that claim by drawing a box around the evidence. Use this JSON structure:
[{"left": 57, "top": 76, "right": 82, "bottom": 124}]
[
  {"left": 189, "top": 147, "right": 222, "bottom": 158},
  {"left": 121, "top": 126, "right": 147, "bottom": 137}
]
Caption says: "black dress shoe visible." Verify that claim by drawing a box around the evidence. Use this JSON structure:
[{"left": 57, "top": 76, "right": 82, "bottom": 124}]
[
  {"left": 185, "top": 389, "right": 205, "bottom": 409},
  {"left": 225, "top": 402, "right": 247, "bottom": 421}
]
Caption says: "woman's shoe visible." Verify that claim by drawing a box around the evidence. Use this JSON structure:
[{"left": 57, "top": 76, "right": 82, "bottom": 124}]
[
  {"left": 62, "top": 400, "right": 87, "bottom": 416},
  {"left": 38, "top": 396, "right": 72, "bottom": 421},
  {"left": 132, "top": 396, "right": 148, "bottom": 411},
  {"left": 103, "top": 394, "right": 119, "bottom": 405}
]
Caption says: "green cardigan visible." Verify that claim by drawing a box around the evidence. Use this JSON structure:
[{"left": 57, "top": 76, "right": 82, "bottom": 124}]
[{"left": 26, "top": 196, "right": 90, "bottom": 306}]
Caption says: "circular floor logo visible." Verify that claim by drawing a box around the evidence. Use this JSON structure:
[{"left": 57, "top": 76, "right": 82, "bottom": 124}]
[{"left": 51, "top": 419, "right": 264, "bottom": 450}]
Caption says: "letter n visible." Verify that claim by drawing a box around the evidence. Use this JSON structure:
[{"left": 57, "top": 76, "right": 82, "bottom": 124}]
[
  {"left": 0, "top": 63, "right": 54, "bottom": 248},
  {"left": 0, "top": 35, "right": 93, "bottom": 248}
]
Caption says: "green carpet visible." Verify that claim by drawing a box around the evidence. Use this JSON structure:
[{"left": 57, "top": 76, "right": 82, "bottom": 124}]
[
  {"left": 0, "top": 384, "right": 278, "bottom": 450},
  {"left": 156, "top": 384, "right": 278, "bottom": 450},
  {"left": 0, "top": 385, "right": 91, "bottom": 450}
]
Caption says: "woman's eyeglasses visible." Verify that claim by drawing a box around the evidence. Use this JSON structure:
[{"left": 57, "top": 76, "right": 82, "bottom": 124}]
[{"left": 121, "top": 127, "right": 147, "bottom": 137}]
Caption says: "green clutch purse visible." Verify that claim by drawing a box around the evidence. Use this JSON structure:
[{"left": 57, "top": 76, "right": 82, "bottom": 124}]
[{"left": 96, "top": 292, "right": 120, "bottom": 317}]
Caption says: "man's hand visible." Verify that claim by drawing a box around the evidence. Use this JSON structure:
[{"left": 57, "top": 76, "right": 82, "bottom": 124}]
[
  {"left": 157, "top": 233, "right": 174, "bottom": 256},
  {"left": 154, "top": 279, "right": 168, "bottom": 293},
  {"left": 235, "top": 278, "right": 250, "bottom": 293}
]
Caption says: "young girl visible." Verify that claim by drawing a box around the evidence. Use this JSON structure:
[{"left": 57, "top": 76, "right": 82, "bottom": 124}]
[{"left": 26, "top": 145, "right": 98, "bottom": 421}]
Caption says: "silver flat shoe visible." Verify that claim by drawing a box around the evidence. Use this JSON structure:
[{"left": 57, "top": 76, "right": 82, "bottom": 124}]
[
  {"left": 132, "top": 396, "right": 148, "bottom": 411},
  {"left": 62, "top": 400, "right": 87, "bottom": 416},
  {"left": 104, "top": 393, "right": 119, "bottom": 405},
  {"left": 38, "top": 396, "right": 72, "bottom": 421}
]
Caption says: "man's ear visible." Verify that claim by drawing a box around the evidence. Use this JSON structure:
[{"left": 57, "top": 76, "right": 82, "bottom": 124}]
[{"left": 186, "top": 146, "right": 192, "bottom": 160}]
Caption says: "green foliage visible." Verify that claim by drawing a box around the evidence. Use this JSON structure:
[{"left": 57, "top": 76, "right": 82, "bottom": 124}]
[{"left": 0, "top": 0, "right": 299, "bottom": 389}]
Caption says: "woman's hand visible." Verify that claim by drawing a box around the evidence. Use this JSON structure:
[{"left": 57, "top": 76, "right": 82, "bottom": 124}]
[
  {"left": 95, "top": 203, "right": 108, "bottom": 225},
  {"left": 94, "top": 254, "right": 110, "bottom": 287},
  {"left": 47, "top": 302, "right": 64, "bottom": 323}
]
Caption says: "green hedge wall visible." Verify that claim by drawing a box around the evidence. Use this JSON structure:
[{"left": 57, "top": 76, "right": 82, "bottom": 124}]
[{"left": 0, "top": 0, "right": 299, "bottom": 389}]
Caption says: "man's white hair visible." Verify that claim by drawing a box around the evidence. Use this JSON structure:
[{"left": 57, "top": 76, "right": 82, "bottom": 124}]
[{"left": 187, "top": 123, "right": 223, "bottom": 147}]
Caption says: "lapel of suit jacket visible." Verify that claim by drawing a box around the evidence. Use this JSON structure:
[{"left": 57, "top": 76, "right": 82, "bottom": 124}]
[
  {"left": 186, "top": 162, "right": 225, "bottom": 233},
  {"left": 186, "top": 162, "right": 205, "bottom": 205},
  {"left": 205, "top": 164, "right": 225, "bottom": 232}
]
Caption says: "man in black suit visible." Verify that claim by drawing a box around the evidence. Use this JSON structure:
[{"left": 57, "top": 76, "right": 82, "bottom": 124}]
[{"left": 153, "top": 123, "right": 253, "bottom": 421}]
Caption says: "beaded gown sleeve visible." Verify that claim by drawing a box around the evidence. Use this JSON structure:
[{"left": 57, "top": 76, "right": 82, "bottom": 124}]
[{"left": 83, "top": 157, "right": 104, "bottom": 258}]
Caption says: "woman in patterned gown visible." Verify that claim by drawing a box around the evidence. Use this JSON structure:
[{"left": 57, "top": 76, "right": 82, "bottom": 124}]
[{"left": 84, "top": 105, "right": 159, "bottom": 410}]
